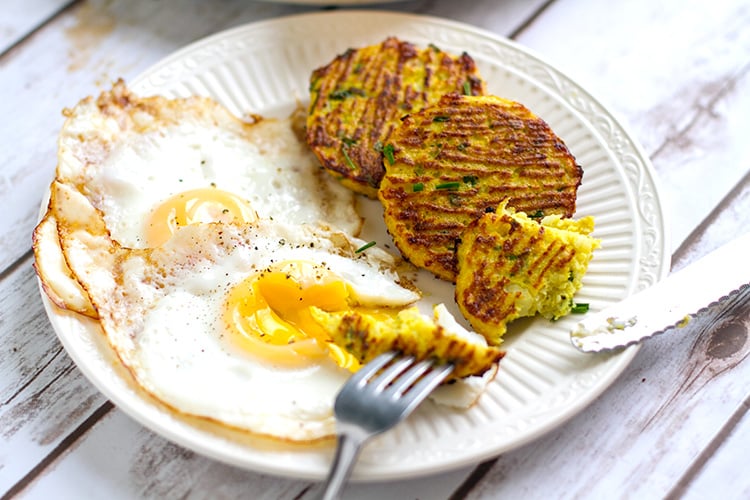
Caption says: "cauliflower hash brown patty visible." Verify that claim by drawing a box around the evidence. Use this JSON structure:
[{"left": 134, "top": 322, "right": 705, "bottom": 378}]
[
  {"left": 379, "top": 93, "right": 583, "bottom": 282},
  {"left": 306, "top": 37, "right": 486, "bottom": 198},
  {"left": 455, "top": 202, "right": 599, "bottom": 346}
]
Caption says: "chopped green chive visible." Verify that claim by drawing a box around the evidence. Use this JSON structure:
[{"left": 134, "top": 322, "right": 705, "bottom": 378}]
[
  {"left": 355, "top": 241, "right": 376, "bottom": 253},
  {"left": 340, "top": 136, "right": 357, "bottom": 146},
  {"left": 529, "top": 209, "right": 545, "bottom": 219},
  {"left": 330, "top": 88, "right": 365, "bottom": 100},
  {"left": 308, "top": 91, "right": 320, "bottom": 114},
  {"left": 462, "top": 175, "right": 478, "bottom": 186},
  {"left": 432, "top": 115, "right": 450, "bottom": 122},
  {"left": 412, "top": 182, "right": 424, "bottom": 192},
  {"left": 329, "top": 89, "right": 350, "bottom": 100},
  {"left": 436, "top": 181, "right": 461, "bottom": 190},
  {"left": 571, "top": 303, "right": 590, "bottom": 314},
  {"left": 383, "top": 143, "right": 395, "bottom": 165},
  {"left": 341, "top": 147, "right": 357, "bottom": 170},
  {"left": 463, "top": 80, "right": 471, "bottom": 95}
]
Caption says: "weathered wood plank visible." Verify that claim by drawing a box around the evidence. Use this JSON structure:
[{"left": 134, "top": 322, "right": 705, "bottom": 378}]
[
  {"left": 11, "top": 408, "right": 476, "bottom": 499},
  {"left": 680, "top": 399, "right": 750, "bottom": 499},
  {"left": 0, "top": 0, "right": 71, "bottom": 54},
  {"left": 516, "top": 0, "right": 750, "bottom": 250},
  {"left": 672, "top": 174, "right": 750, "bottom": 500},
  {"left": 672, "top": 169, "right": 750, "bottom": 271},
  {"left": 0, "top": 260, "right": 107, "bottom": 492}
]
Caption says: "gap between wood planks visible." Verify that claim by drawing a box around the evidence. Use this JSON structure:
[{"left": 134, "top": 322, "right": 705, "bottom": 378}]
[
  {"left": 0, "top": 1, "right": 79, "bottom": 60},
  {"left": 672, "top": 169, "right": 750, "bottom": 270},
  {"left": 664, "top": 393, "right": 750, "bottom": 499},
  {"left": 1, "top": 401, "right": 114, "bottom": 500},
  {"left": 507, "top": 0, "right": 556, "bottom": 39},
  {"left": 0, "top": 249, "right": 32, "bottom": 285}
]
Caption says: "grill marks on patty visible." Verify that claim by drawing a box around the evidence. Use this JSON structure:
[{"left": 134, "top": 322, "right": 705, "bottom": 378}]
[
  {"left": 379, "top": 93, "right": 583, "bottom": 281},
  {"left": 306, "top": 37, "right": 486, "bottom": 198}
]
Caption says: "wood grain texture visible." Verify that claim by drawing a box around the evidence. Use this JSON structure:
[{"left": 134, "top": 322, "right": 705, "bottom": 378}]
[
  {"left": 680, "top": 395, "right": 750, "bottom": 499},
  {"left": 0, "top": 0, "right": 71, "bottom": 54},
  {"left": 516, "top": 0, "right": 750, "bottom": 250},
  {"left": 0, "top": 261, "right": 107, "bottom": 491},
  {"left": 13, "top": 409, "right": 476, "bottom": 500},
  {"left": 673, "top": 171, "right": 750, "bottom": 271}
]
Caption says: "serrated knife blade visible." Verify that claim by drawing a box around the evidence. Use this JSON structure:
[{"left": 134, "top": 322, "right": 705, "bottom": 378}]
[{"left": 571, "top": 232, "right": 750, "bottom": 353}]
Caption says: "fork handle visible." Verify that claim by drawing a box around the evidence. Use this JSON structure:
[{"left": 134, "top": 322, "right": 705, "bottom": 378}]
[{"left": 318, "top": 433, "right": 365, "bottom": 500}]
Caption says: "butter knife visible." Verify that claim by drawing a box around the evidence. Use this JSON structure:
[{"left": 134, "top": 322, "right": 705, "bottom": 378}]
[{"left": 571, "top": 232, "right": 750, "bottom": 353}]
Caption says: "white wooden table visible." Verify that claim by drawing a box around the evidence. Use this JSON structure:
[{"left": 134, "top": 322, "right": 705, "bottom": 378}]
[{"left": 2, "top": 0, "right": 749, "bottom": 498}]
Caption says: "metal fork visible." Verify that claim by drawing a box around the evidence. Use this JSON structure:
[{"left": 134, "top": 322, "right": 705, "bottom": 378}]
[{"left": 317, "top": 352, "right": 454, "bottom": 500}]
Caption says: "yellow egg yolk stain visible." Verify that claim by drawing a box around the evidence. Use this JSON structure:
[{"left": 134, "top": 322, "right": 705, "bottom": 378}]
[
  {"left": 146, "top": 187, "right": 257, "bottom": 247},
  {"left": 223, "top": 261, "right": 380, "bottom": 370}
]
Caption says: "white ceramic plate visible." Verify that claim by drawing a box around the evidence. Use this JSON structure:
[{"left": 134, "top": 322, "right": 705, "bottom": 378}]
[{"left": 43, "top": 11, "right": 669, "bottom": 481}]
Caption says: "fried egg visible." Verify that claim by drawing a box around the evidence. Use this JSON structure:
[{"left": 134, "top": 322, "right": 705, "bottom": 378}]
[
  {"left": 57, "top": 206, "right": 422, "bottom": 441},
  {"left": 36, "top": 80, "right": 362, "bottom": 316},
  {"left": 55, "top": 80, "right": 361, "bottom": 248}
]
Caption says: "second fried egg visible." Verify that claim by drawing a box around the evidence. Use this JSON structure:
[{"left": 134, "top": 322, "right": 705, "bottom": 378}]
[{"left": 59, "top": 217, "right": 420, "bottom": 441}]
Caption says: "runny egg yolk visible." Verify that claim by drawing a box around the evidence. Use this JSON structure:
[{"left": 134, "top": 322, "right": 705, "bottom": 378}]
[
  {"left": 223, "top": 261, "right": 370, "bottom": 370},
  {"left": 146, "top": 187, "right": 257, "bottom": 247}
]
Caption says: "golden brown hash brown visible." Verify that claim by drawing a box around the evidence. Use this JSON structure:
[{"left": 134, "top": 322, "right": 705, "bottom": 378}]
[
  {"left": 306, "top": 37, "right": 486, "bottom": 198},
  {"left": 310, "top": 306, "right": 504, "bottom": 381},
  {"left": 378, "top": 93, "right": 583, "bottom": 281},
  {"left": 455, "top": 202, "right": 599, "bottom": 345}
]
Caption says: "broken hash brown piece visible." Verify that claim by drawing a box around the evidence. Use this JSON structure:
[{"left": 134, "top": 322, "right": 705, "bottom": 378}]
[{"left": 455, "top": 202, "right": 599, "bottom": 345}]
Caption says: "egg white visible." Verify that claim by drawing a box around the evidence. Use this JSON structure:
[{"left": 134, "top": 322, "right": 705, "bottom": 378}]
[
  {"left": 55, "top": 81, "right": 361, "bottom": 249},
  {"left": 60, "top": 218, "right": 419, "bottom": 441}
]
